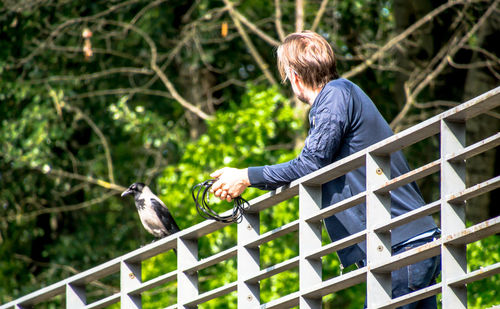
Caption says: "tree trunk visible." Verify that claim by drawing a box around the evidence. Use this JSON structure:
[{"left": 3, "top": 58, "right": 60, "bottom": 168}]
[{"left": 462, "top": 8, "right": 500, "bottom": 223}]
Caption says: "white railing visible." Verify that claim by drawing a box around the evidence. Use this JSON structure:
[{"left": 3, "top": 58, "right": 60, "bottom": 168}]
[{"left": 2, "top": 87, "right": 499, "bottom": 309}]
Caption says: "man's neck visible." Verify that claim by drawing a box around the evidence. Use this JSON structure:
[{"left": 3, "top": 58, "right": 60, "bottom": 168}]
[{"left": 304, "top": 86, "right": 323, "bottom": 105}]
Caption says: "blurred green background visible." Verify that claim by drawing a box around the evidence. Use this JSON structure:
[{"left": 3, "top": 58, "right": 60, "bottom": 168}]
[{"left": 0, "top": 0, "right": 498, "bottom": 307}]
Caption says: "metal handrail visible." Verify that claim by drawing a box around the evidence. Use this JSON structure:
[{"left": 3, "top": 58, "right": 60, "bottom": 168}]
[{"left": 2, "top": 86, "right": 499, "bottom": 309}]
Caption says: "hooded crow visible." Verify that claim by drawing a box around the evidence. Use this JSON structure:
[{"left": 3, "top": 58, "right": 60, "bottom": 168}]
[{"left": 121, "top": 182, "right": 180, "bottom": 241}]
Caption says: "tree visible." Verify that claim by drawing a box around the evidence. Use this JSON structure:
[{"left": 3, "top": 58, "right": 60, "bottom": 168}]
[{"left": 0, "top": 0, "right": 498, "bottom": 307}]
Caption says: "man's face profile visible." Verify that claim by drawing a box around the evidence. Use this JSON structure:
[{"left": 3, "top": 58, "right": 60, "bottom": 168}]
[{"left": 288, "top": 68, "right": 309, "bottom": 104}]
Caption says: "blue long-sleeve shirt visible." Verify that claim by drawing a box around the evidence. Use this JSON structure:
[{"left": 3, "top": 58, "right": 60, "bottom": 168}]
[{"left": 248, "top": 78, "right": 436, "bottom": 267}]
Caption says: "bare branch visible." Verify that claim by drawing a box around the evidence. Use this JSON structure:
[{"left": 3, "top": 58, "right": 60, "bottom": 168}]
[
  {"left": 70, "top": 105, "right": 116, "bottom": 183},
  {"left": 390, "top": 0, "right": 499, "bottom": 129},
  {"left": 311, "top": 0, "right": 329, "bottom": 32},
  {"left": 137, "top": 27, "right": 197, "bottom": 92},
  {"left": 44, "top": 168, "right": 126, "bottom": 192},
  {"left": 6, "top": 191, "right": 117, "bottom": 222},
  {"left": 12, "top": 253, "right": 119, "bottom": 293},
  {"left": 29, "top": 67, "right": 153, "bottom": 85},
  {"left": 408, "top": 33, "right": 455, "bottom": 91},
  {"left": 193, "top": 35, "right": 228, "bottom": 74},
  {"left": 67, "top": 88, "right": 173, "bottom": 100},
  {"left": 231, "top": 7, "right": 281, "bottom": 46},
  {"left": 447, "top": 56, "right": 496, "bottom": 70},
  {"left": 342, "top": 0, "right": 487, "bottom": 79},
  {"left": 412, "top": 0, "right": 497, "bottom": 98},
  {"left": 464, "top": 45, "right": 500, "bottom": 63},
  {"left": 49, "top": 89, "right": 117, "bottom": 184},
  {"left": 101, "top": 20, "right": 214, "bottom": 120},
  {"left": 295, "top": 0, "right": 304, "bottom": 32},
  {"left": 274, "top": 0, "right": 286, "bottom": 41},
  {"left": 53, "top": 182, "right": 88, "bottom": 198},
  {"left": 486, "top": 63, "right": 500, "bottom": 80},
  {"left": 130, "top": 0, "right": 169, "bottom": 26},
  {"left": 209, "top": 78, "right": 247, "bottom": 93},
  {"left": 44, "top": 45, "right": 145, "bottom": 65},
  {"left": 410, "top": 99, "right": 500, "bottom": 123},
  {"left": 144, "top": 148, "right": 167, "bottom": 185},
  {"left": 14, "top": 253, "right": 80, "bottom": 275},
  {"left": 414, "top": 100, "right": 459, "bottom": 109},
  {"left": 5, "top": 0, "right": 144, "bottom": 69},
  {"left": 223, "top": 0, "right": 278, "bottom": 86}
]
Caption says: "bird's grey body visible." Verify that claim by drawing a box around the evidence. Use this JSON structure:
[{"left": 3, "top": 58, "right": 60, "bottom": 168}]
[{"left": 122, "top": 183, "right": 180, "bottom": 239}]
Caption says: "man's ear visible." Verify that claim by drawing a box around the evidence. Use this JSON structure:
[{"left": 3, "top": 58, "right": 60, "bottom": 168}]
[{"left": 291, "top": 70, "right": 303, "bottom": 89}]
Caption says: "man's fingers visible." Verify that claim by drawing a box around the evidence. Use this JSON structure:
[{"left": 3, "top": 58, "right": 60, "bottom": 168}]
[
  {"left": 213, "top": 188, "right": 223, "bottom": 197},
  {"left": 228, "top": 186, "right": 244, "bottom": 198},
  {"left": 211, "top": 179, "right": 223, "bottom": 192},
  {"left": 210, "top": 168, "right": 225, "bottom": 179},
  {"left": 227, "top": 190, "right": 237, "bottom": 198},
  {"left": 222, "top": 190, "right": 232, "bottom": 202}
]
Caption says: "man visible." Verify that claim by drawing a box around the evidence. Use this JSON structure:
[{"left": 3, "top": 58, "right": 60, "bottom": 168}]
[{"left": 210, "top": 31, "right": 440, "bottom": 308}]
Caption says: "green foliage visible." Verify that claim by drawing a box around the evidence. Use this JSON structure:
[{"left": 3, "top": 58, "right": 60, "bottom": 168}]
[
  {"left": 1, "top": 0, "right": 498, "bottom": 307},
  {"left": 139, "top": 86, "right": 303, "bottom": 308},
  {"left": 1, "top": 91, "right": 64, "bottom": 170},
  {"left": 108, "top": 95, "right": 185, "bottom": 163},
  {"left": 467, "top": 235, "right": 500, "bottom": 308}
]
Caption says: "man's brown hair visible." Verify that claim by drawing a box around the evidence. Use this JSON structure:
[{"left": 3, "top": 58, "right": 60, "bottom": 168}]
[{"left": 277, "top": 31, "right": 339, "bottom": 89}]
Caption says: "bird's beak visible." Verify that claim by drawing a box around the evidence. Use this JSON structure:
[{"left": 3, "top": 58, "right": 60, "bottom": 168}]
[{"left": 121, "top": 189, "right": 132, "bottom": 197}]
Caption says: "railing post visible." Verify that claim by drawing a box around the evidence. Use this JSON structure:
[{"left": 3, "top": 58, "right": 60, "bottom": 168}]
[
  {"left": 237, "top": 212, "right": 260, "bottom": 308},
  {"left": 366, "top": 153, "right": 392, "bottom": 308},
  {"left": 441, "top": 119, "right": 467, "bottom": 308},
  {"left": 66, "top": 283, "right": 86, "bottom": 308},
  {"left": 120, "top": 260, "right": 142, "bottom": 308},
  {"left": 299, "top": 184, "right": 322, "bottom": 308},
  {"left": 177, "top": 237, "right": 198, "bottom": 309}
]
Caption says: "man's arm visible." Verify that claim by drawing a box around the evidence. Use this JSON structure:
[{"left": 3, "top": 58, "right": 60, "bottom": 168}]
[{"left": 211, "top": 86, "right": 350, "bottom": 201}]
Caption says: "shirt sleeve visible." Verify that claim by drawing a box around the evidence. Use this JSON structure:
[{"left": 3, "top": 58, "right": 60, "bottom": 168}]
[{"left": 248, "top": 86, "right": 350, "bottom": 190}]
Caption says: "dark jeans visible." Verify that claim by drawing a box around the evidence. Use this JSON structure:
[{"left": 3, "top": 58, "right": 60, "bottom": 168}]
[{"left": 363, "top": 236, "right": 441, "bottom": 309}]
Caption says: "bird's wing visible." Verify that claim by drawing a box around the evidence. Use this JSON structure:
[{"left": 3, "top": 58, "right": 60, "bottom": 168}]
[{"left": 150, "top": 198, "right": 180, "bottom": 235}]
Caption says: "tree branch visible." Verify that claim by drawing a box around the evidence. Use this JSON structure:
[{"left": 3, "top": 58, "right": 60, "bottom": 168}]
[
  {"left": 5, "top": 0, "right": 144, "bottom": 69},
  {"left": 295, "top": 0, "right": 304, "bottom": 32},
  {"left": 101, "top": 20, "right": 214, "bottom": 120},
  {"left": 274, "top": 0, "right": 286, "bottom": 41},
  {"left": 223, "top": 0, "right": 278, "bottom": 86},
  {"left": 29, "top": 67, "right": 153, "bottom": 85},
  {"left": 390, "top": 0, "right": 499, "bottom": 130},
  {"left": 44, "top": 168, "right": 126, "bottom": 192},
  {"left": 6, "top": 191, "right": 118, "bottom": 222},
  {"left": 447, "top": 56, "right": 496, "bottom": 70},
  {"left": 311, "top": 0, "right": 329, "bottom": 32},
  {"left": 230, "top": 7, "right": 281, "bottom": 46},
  {"left": 67, "top": 88, "right": 173, "bottom": 100},
  {"left": 44, "top": 45, "right": 145, "bottom": 65},
  {"left": 342, "top": 0, "right": 487, "bottom": 79},
  {"left": 12, "top": 253, "right": 119, "bottom": 293},
  {"left": 49, "top": 89, "right": 117, "bottom": 184}
]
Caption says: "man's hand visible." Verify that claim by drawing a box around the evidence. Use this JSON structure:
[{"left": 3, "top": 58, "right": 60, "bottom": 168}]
[{"left": 210, "top": 167, "right": 250, "bottom": 202}]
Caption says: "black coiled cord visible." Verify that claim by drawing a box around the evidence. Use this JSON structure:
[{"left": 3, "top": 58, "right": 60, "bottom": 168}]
[{"left": 191, "top": 179, "right": 249, "bottom": 223}]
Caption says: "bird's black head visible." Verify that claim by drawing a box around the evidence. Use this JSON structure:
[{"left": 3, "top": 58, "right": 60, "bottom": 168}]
[{"left": 121, "top": 182, "right": 146, "bottom": 198}]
